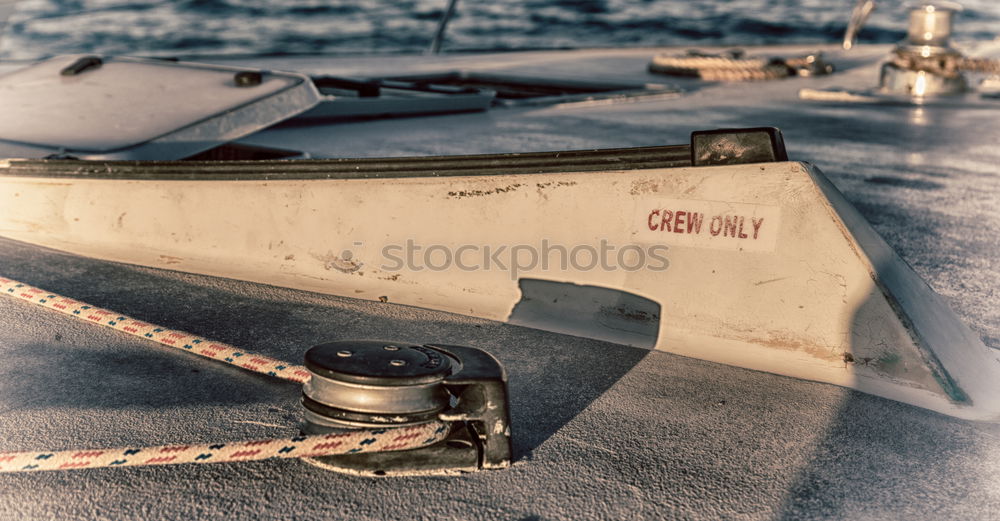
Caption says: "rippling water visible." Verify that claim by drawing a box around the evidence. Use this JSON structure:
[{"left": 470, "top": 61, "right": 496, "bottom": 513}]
[{"left": 1, "top": 0, "right": 999, "bottom": 59}]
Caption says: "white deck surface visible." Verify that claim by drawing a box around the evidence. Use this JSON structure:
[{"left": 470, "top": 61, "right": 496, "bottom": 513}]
[{"left": 3, "top": 43, "right": 1000, "bottom": 519}]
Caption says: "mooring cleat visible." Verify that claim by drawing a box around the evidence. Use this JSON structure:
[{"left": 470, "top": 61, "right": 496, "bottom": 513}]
[{"left": 299, "top": 340, "right": 512, "bottom": 476}]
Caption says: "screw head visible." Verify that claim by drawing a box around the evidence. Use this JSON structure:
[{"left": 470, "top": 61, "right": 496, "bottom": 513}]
[
  {"left": 336, "top": 350, "right": 353, "bottom": 358},
  {"left": 383, "top": 345, "right": 400, "bottom": 351},
  {"left": 389, "top": 359, "right": 407, "bottom": 367}
]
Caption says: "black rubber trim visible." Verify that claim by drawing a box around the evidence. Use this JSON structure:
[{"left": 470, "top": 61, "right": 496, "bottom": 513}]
[{"left": 0, "top": 145, "right": 692, "bottom": 181}]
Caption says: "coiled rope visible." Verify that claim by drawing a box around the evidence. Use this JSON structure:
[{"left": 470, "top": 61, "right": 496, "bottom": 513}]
[
  {"left": 648, "top": 52, "right": 831, "bottom": 82},
  {"left": 0, "top": 276, "right": 449, "bottom": 473}
]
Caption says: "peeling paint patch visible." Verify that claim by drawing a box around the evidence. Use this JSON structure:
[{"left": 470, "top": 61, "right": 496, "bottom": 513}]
[
  {"left": 630, "top": 179, "right": 660, "bottom": 195},
  {"left": 535, "top": 180, "right": 577, "bottom": 190},
  {"left": 447, "top": 183, "right": 523, "bottom": 199}
]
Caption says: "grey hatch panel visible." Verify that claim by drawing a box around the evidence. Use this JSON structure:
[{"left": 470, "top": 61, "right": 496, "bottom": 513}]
[{"left": 0, "top": 55, "right": 321, "bottom": 160}]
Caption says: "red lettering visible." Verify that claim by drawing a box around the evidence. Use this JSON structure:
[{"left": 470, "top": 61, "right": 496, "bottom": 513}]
[
  {"left": 688, "top": 212, "right": 704, "bottom": 234},
  {"left": 752, "top": 217, "right": 765, "bottom": 239},
  {"left": 738, "top": 216, "right": 748, "bottom": 239},
  {"left": 647, "top": 210, "right": 660, "bottom": 231},
  {"left": 710, "top": 216, "right": 723, "bottom": 236},
  {"left": 724, "top": 216, "right": 738, "bottom": 237},
  {"left": 660, "top": 210, "right": 673, "bottom": 232},
  {"left": 673, "top": 211, "right": 686, "bottom": 234}
]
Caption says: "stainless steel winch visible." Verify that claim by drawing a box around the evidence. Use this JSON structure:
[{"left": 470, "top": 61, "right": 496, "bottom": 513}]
[
  {"left": 299, "top": 340, "right": 512, "bottom": 476},
  {"left": 844, "top": 1, "right": 972, "bottom": 96}
]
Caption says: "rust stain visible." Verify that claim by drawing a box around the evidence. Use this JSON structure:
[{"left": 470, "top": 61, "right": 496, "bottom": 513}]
[
  {"left": 704, "top": 319, "right": 842, "bottom": 361},
  {"left": 284, "top": 254, "right": 295, "bottom": 261}
]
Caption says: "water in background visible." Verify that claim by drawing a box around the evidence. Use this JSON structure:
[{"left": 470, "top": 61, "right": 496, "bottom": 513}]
[{"left": 1, "top": 0, "right": 999, "bottom": 60}]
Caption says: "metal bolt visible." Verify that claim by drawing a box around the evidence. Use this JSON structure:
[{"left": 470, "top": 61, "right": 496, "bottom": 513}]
[
  {"left": 389, "top": 359, "right": 407, "bottom": 367},
  {"left": 383, "top": 345, "right": 400, "bottom": 351},
  {"left": 336, "top": 350, "right": 353, "bottom": 357}
]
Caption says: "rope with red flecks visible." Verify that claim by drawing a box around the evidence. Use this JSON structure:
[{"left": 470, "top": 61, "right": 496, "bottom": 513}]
[
  {"left": 0, "top": 276, "right": 449, "bottom": 473},
  {"left": 0, "top": 423, "right": 448, "bottom": 473},
  {"left": 0, "top": 276, "right": 312, "bottom": 383}
]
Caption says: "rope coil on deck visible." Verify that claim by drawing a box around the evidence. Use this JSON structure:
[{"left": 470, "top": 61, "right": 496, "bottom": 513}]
[
  {"left": 648, "top": 52, "right": 831, "bottom": 82},
  {"left": 0, "top": 276, "right": 449, "bottom": 473}
]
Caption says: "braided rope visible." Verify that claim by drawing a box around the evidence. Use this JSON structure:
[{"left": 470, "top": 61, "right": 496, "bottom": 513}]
[
  {"left": 0, "top": 276, "right": 451, "bottom": 472},
  {"left": 0, "top": 423, "right": 449, "bottom": 473},
  {"left": 0, "top": 277, "right": 312, "bottom": 384},
  {"left": 649, "top": 54, "right": 792, "bottom": 82}
]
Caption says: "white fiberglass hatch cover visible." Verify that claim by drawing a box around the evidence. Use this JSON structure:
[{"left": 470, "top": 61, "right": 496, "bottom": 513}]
[{"left": 0, "top": 54, "right": 321, "bottom": 160}]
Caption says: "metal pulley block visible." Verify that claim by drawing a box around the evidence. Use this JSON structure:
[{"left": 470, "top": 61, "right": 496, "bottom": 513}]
[{"left": 300, "top": 340, "right": 512, "bottom": 476}]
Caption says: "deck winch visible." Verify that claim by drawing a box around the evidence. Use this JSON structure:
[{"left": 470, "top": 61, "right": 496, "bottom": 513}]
[{"left": 300, "top": 340, "right": 512, "bottom": 476}]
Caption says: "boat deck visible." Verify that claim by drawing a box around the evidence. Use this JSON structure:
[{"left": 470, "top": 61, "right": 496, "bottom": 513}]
[{"left": 3, "top": 43, "right": 1000, "bottom": 519}]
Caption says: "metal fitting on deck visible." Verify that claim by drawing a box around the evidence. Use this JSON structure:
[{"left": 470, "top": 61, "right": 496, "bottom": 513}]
[{"left": 300, "top": 340, "right": 512, "bottom": 476}]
